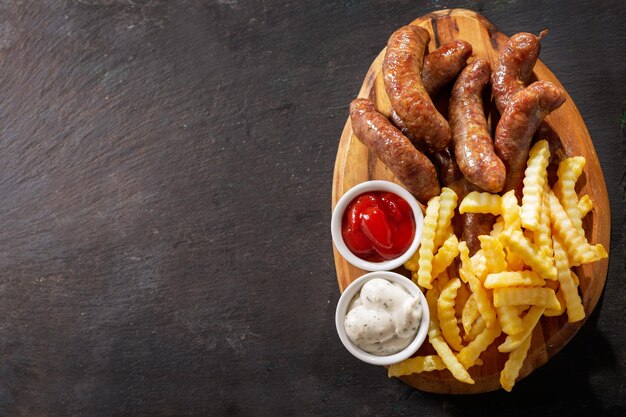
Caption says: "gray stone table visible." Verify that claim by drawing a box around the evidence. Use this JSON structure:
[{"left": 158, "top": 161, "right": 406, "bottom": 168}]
[{"left": 0, "top": 1, "right": 623, "bottom": 416}]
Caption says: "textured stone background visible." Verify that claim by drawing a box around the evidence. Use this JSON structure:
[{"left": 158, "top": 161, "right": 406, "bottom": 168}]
[{"left": 0, "top": 1, "right": 623, "bottom": 416}]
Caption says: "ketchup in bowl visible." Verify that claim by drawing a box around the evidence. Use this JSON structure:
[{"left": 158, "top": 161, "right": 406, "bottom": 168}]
[{"left": 341, "top": 192, "right": 416, "bottom": 262}]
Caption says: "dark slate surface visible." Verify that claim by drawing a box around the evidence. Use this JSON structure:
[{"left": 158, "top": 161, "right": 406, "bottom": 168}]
[{"left": 0, "top": 0, "right": 623, "bottom": 416}]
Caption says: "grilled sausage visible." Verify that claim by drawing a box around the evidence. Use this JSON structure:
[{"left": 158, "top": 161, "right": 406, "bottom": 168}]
[
  {"left": 349, "top": 98, "right": 440, "bottom": 203},
  {"left": 449, "top": 59, "right": 506, "bottom": 193},
  {"left": 431, "top": 147, "right": 466, "bottom": 198},
  {"left": 492, "top": 31, "right": 547, "bottom": 114},
  {"left": 462, "top": 213, "right": 496, "bottom": 255},
  {"left": 422, "top": 40, "right": 473, "bottom": 96},
  {"left": 390, "top": 39, "right": 473, "bottom": 138},
  {"left": 494, "top": 81, "right": 566, "bottom": 191},
  {"left": 491, "top": 30, "right": 564, "bottom": 174},
  {"left": 383, "top": 25, "right": 451, "bottom": 152}
]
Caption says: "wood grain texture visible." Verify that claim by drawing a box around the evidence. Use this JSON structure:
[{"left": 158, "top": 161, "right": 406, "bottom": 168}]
[{"left": 332, "top": 9, "right": 610, "bottom": 394}]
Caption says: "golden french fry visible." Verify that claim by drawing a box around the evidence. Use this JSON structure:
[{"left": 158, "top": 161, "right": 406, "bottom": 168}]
[
  {"left": 500, "top": 191, "right": 526, "bottom": 270},
  {"left": 479, "top": 235, "right": 507, "bottom": 274},
  {"left": 437, "top": 278, "right": 464, "bottom": 352},
  {"left": 465, "top": 315, "right": 486, "bottom": 342},
  {"left": 521, "top": 140, "right": 550, "bottom": 231},
  {"left": 591, "top": 244, "right": 608, "bottom": 263},
  {"left": 459, "top": 242, "right": 497, "bottom": 328},
  {"left": 494, "top": 287, "right": 560, "bottom": 310},
  {"left": 430, "top": 336, "right": 475, "bottom": 384},
  {"left": 533, "top": 187, "right": 553, "bottom": 259},
  {"left": 484, "top": 271, "right": 546, "bottom": 289},
  {"left": 501, "top": 190, "right": 521, "bottom": 230},
  {"left": 404, "top": 253, "right": 419, "bottom": 272},
  {"left": 490, "top": 217, "right": 505, "bottom": 237},
  {"left": 500, "top": 331, "right": 533, "bottom": 392},
  {"left": 458, "top": 241, "right": 473, "bottom": 284},
  {"left": 500, "top": 229, "right": 557, "bottom": 280},
  {"left": 577, "top": 194, "right": 593, "bottom": 219},
  {"left": 505, "top": 251, "right": 526, "bottom": 271},
  {"left": 388, "top": 355, "right": 446, "bottom": 377},
  {"left": 553, "top": 156, "right": 586, "bottom": 237},
  {"left": 553, "top": 236, "right": 585, "bottom": 322},
  {"left": 436, "top": 269, "right": 451, "bottom": 293},
  {"left": 571, "top": 270, "right": 580, "bottom": 286},
  {"left": 498, "top": 306, "right": 545, "bottom": 352},
  {"left": 470, "top": 249, "right": 488, "bottom": 282},
  {"left": 461, "top": 293, "right": 480, "bottom": 335},
  {"left": 457, "top": 322, "right": 502, "bottom": 369},
  {"left": 548, "top": 191, "right": 606, "bottom": 266},
  {"left": 431, "top": 234, "right": 460, "bottom": 279},
  {"left": 454, "top": 280, "right": 471, "bottom": 318},
  {"left": 417, "top": 196, "right": 441, "bottom": 288},
  {"left": 434, "top": 188, "right": 458, "bottom": 249},
  {"left": 544, "top": 288, "right": 567, "bottom": 317},
  {"left": 425, "top": 287, "right": 443, "bottom": 337},
  {"left": 497, "top": 306, "right": 524, "bottom": 335},
  {"left": 425, "top": 288, "right": 475, "bottom": 384},
  {"left": 459, "top": 191, "right": 502, "bottom": 215}
]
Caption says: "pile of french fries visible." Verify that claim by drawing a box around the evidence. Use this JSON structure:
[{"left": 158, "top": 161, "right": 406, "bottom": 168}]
[{"left": 391, "top": 140, "right": 607, "bottom": 391}]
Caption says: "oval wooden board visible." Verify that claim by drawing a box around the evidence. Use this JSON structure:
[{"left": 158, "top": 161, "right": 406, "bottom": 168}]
[{"left": 331, "top": 8, "right": 610, "bottom": 394}]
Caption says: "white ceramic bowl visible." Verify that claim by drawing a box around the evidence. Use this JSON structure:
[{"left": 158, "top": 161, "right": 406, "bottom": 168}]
[
  {"left": 331, "top": 180, "right": 424, "bottom": 271},
  {"left": 335, "top": 271, "right": 430, "bottom": 366}
]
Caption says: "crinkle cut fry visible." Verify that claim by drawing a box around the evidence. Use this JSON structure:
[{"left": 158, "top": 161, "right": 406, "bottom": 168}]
[
  {"left": 417, "top": 196, "right": 441, "bottom": 288},
  {"left": 437, "top": 278, "right": 464, "bottom": 352},
  {"left": 500, "top": 330, "right": 533, "bottom": 392}
]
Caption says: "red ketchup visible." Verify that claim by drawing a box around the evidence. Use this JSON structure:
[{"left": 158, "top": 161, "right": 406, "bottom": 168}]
[{"left": 341, "top": 191, "right": 416, "bottom": 262}]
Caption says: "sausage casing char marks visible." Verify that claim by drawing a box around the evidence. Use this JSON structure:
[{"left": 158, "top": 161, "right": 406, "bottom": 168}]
[
  {"left": 349, "top": 98, "right": 440, "bottom": 203},
  {"left": 495, "top": 80, "right": 566, "bottom": 191},
  {"left": 383, "top": 25, "right": 451, "bottom": 152},
  {"left": 390, "top": 39, "right": 473, "bottom": 136},
  {"left": 492, "top": 31, "right": 546, "bottom": 114},
  {"left": 449, "top": 59, "right": 506, "bottom": 193},
  {"left": 423, "top": 40, "right": 473, "bottom": 96}
]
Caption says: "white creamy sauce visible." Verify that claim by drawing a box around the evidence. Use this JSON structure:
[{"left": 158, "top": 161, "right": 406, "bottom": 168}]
[{"left": 344, "top": 278, "right": 422, "bottom": 356}]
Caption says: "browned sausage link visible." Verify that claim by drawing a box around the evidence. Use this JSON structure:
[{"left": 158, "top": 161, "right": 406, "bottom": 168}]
[
  {"left": 492, "top": 31, "right": 547, "bottom": 114},
  {"left": 494, "top": 81, "right": 566, "bottom": 191},
  {"left": 349, "top": 98, "right": 440, "bottom": 203},
  {"left": 462, "top": 213, "right": 496, "bottom": 255},
  {"left": 431, "top": 147, "right": 466, "bottom": 198},
  {"left": 449, "top": 59, "right": 506, "bottom": 193},
  {"left": 422, "top": 40, "right": 473, "bottom": 96},
  {"left": 383, "top": 25, "right": 451, "bottom": 152}
]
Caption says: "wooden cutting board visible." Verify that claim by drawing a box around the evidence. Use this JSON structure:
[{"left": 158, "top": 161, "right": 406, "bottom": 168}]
[{"left": 331, "top": 8, "right": 610, "bottom": 394}]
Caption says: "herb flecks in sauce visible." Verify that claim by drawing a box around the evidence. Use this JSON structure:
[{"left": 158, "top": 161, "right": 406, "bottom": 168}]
[{"left": 344, "top": 278, "right": 422, "bottom": 356}]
